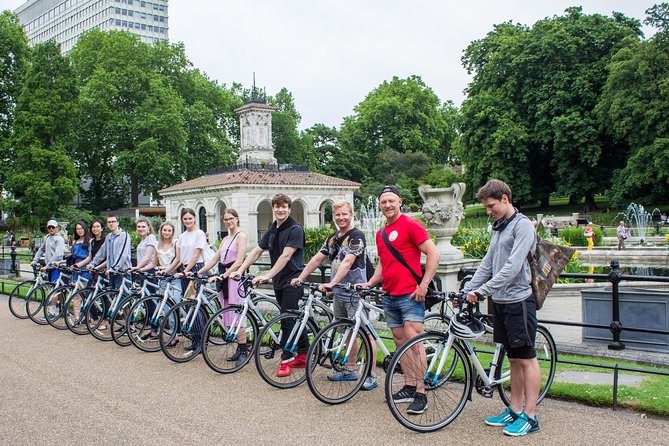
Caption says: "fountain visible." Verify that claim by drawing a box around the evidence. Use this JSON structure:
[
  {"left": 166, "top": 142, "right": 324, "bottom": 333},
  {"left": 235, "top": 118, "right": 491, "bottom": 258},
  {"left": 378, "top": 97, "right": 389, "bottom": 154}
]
[
  {"left": 358, "top": 196, "right": 384, "bottom": 262},
  {"left": 614, "top": 203, "right": 661, "bottom": 244}
]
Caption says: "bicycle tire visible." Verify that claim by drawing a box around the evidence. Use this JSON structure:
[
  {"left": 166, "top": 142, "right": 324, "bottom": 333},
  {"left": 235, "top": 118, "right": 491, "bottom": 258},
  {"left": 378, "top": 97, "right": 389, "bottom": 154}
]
[
  {"left": 8, "top": 280, "right": 35, "bottom": 319},
  {"left": 86, "top": 291, "right": 116, "bottom": 341},
  {"left": 159, "top": 300, "right": 205, "bottom": 363},
  {"left": 128, "top": 294, "right": 174, "bottom": 352},
  {"left": 424, "top": 313, "right": 450, "bottom": 333},
  {"left": 202, "top": 305, "right": 259, "bottom": 374},
  {"left": 497, "top": 324, "right": 557, "bottom": 406},
  {"left": 64, "top": 288, "right": 93, "bottom": 335},
  {"left": 251, "top": 296, "right": 281, "bottom": 323},
  {"left": 385, "top": 332, "right": 471, "bottom": 433},
  {"left": 43, "top": 285, "right": 72, "bottom": 330},
  {"left": 26, "top": 283, "right": 54, "bottom": 325},
  {"left": 306, "top": 319, "right": 372, "bottom": 405},
  {"left": 110, "top": 294, "right": 138, "bottom": 347},
  {"left": 254, "top": 313, "right": 319, "bottom": 389},
  {"left": 310, "top": 300, "right": 334, "bottom": 330}
]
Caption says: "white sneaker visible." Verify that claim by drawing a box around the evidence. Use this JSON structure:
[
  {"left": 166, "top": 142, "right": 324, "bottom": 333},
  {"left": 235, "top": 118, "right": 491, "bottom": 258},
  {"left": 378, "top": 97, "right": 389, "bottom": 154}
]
[{"left": 362, "top": 374, "right": 379, "bottom": 391}]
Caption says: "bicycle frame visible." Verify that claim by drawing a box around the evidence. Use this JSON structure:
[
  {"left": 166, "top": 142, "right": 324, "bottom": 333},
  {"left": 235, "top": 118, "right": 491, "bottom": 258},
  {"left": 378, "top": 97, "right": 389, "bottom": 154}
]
[{"left": 181, "top": 281, "right": 219, "bottom": 333}]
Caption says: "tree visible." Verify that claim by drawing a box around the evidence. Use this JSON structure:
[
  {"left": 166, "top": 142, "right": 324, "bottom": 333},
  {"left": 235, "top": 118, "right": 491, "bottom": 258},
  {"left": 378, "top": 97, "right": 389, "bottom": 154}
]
[
  {"left": 596, "top": 4, "right": 669, "bottom": 206},
  {"left": 70, "top": 31, "right": 189, "bottom": 208},
  {"left": 459, "top": 9, "right": 641, "bottom": 209},
  {"left": 268, "top": 87, "right": 315, "bottom": 167},
  {"left": 339, "top": 75, "right": 452, "bottom": 184},
  {"left": 5, "top": 41, "right": 79, "bottom": 220},
  {"left": 304, "top": 123, "right": 340, "bottom": 175},
  {"left": 0, "top": 11, "right": 29, "bottom": 190}
]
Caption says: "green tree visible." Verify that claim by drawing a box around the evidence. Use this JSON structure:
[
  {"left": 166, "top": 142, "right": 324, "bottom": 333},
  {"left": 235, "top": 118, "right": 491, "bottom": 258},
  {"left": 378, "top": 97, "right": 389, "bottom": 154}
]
[
  {"left": 339, "top": 75, "right": 452, "bottom": 183},
  {"left": 70, "top": 30, "right": 188, "bottom": 209},
  {"left": 268, "top": 87, "right": 315, "bottom": 167},
  {"left": 5, "top": 41, "right": 79, "bottom": 219},
  {"left": 459, "top": 9, "right": 640, "bottom": 209},
  {"left": 596, "top": 4, "right": 669, "bottom": 205},
  {"left": 0, "top": 11, "right": 29, "bottom": 190}
]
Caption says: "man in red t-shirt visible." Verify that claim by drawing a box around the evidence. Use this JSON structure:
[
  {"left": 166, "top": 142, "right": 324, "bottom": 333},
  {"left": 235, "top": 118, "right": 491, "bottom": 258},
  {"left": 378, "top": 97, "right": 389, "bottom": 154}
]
[{"left": 359, "top": 185, "right": 439, "bottom": 415}]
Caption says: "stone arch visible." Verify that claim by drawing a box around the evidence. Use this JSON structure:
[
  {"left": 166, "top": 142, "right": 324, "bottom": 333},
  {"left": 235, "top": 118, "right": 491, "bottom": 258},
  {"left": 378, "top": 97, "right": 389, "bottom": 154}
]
[
  {"left": 257, "top": 200, "right": 273, "bottom": 242},
  {"left": 197, "top": 204, "right": 207, "bottom": 234},
  {"left": 176, "top": 204, "right": 186, "bottom": 233},
  {"left": 319, "top": 199, "right": 334, "bottom": 226},
  {"left": 215, "top": 200, "right": 228, "bottom": 240},
  {"left": 291, "top": 199, "right": 306, "bottom": 227}
]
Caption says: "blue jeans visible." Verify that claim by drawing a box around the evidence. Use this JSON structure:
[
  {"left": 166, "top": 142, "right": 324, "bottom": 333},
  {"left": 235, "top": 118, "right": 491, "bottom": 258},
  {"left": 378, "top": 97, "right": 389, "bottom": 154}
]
[{"left": 382, "top": 294, "right": 425, "bottom": 328}]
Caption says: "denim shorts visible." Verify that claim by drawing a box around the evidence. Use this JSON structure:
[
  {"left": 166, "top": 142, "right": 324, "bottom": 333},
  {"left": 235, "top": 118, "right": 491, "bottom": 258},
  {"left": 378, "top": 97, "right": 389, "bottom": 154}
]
[{"left": 383, "top": 294, "right": 425, "bottom": 328}]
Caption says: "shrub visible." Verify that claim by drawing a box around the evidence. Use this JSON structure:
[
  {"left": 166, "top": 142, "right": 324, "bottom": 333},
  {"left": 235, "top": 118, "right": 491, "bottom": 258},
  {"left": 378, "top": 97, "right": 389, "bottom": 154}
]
[
  {"left": 451, "top": 227, "right": 491, "bottom": 259},
  {"left": 304, "top": 225, "right": 335, "bottom": 260},
  {"left": 560, "top": 226, "right": 603, "bottom": 247}
]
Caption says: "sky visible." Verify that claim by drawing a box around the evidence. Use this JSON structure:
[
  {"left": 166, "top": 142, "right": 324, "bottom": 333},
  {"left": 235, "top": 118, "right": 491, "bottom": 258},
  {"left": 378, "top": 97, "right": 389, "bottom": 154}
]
[{"left": 3, "top": 0, "right": 659, "bottom": 129}]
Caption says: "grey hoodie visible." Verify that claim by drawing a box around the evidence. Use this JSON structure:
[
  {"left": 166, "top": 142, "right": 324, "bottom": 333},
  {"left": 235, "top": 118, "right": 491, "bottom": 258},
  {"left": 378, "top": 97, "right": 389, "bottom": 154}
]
[
  {"left": 32, "top": 233, "right": 65, "bottom": 264},
  {"left": 463, "top": 214, "right": 536, "bottom": 304}
]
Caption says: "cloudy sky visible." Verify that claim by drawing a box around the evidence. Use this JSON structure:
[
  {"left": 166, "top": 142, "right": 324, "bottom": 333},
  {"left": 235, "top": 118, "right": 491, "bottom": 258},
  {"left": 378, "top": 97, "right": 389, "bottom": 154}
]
[{"left": 4, "top": 1, "right": 658, "bottom": 129}]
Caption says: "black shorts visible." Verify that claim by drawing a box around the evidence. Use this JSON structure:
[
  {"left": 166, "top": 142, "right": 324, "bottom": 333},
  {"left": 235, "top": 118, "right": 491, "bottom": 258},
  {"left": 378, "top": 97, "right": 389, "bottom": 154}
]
[{"left": 492, "top": 295, "right": 537, "bottom": 359}]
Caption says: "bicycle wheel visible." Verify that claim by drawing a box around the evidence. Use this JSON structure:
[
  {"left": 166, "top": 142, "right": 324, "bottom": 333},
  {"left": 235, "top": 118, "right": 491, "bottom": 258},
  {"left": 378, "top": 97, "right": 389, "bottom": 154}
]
[
  {"left": 202, "top": 306, "right": 259, "bottom": 374},
  {"left": 497, "top": 324, "right": 557, "bottom": 406},
  {"left": 254, "top": 313, "right": 319, "bottom": 389},
  {"left": 311, "top": 300, "right": 334, "bottom": 330},
  {"left": 64, "top": 288, "right": 93, "bottom": 335},
  {"left": 385, "top": 332, "right": 471, "bottom": 433},
  {"left": 252, "top": 296, "right": 281, "bottom": 323},
  {"left": 306, "top": 319, "right": 372, "bottom": 405},
  {"left": 128, "top": 295, "right": 173, "bottom": 353},
  {"left": 8, "top": 280, "right": 35, "bottom": 319},
  {"left": 43, "top": 285, "right": 72, "bottom": 330},
  {"left": 424, "top": 313, "right": 450, "bottom": 333},
  {"left": 86, "top": 291, "right": 115, "bottom": 341},
  {"left": 159, "top": 300, "right": 205, "bottom": 363},
  {"left": 110, "top": 295, "right": 138, "bottom": 347},
  {"left": 26, "top": 283, "right": 54, "bottom": 325}
]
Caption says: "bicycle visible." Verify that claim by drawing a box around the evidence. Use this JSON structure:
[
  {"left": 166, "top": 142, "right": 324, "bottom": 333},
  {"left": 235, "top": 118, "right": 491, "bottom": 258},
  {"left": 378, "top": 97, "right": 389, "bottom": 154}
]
[
  {"left": 8, "top": 265, "right": 43, "bottom": 319},
  {"left": 84, "top": 270, "right": 137, "bottom": 342},
  {"left": 43, "top": 266, "right": 91, "bottom": 330},
  {"left": 63, "top": 272, "right": 110, "bottom": 335},
  {"left": 158, "top": 274, "right": 222, "bottom": 363},
  {"left": 253, "top": 281, "right": 333, "bottom": 389},
  {"left": 109, "top": 271, "right": 162, "bottom": 347},
  {"left": 126, "top": 274, "right": 182, "bottom": 353},
  {"left": 384, "top": 291, "right": 557, "bottom": 433},
  {"left": 201, "top": 274, "right": 281, "bottom": 373},
  {"left": 305, "top": 284, "right": 448, "bottom": 405},
  {"left": 25, "top": 264, "right": 68, "bottom": 325}
]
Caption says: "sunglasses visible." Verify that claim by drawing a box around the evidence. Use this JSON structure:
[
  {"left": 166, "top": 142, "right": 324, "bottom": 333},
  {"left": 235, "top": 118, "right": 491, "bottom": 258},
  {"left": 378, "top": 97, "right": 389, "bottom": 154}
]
[{"left": 47, "top": 226, "right": 56, "bottom": 229}]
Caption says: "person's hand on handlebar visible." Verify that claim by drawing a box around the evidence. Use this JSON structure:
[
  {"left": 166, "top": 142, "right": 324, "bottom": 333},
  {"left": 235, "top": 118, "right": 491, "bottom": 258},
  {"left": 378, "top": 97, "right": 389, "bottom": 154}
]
[
  {"left": 252, "top": 275, "right": 269, "bottom": 286},
  {"left": 466, "top": 290, "right": 484, "bottom": 304}
]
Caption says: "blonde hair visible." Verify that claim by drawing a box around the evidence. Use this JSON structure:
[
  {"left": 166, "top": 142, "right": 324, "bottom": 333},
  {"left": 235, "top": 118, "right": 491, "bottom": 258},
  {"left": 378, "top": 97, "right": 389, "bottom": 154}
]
[
  {"left": 332, "top": 200, "right": 353, "bottom": 213},
  {"left": 158, "top": 221, "right": 175, "bottom": 245}
]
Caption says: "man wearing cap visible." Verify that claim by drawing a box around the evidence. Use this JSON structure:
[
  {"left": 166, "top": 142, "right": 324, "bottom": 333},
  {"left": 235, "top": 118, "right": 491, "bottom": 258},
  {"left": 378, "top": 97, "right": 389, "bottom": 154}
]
[
  {"left": 358, "top": 185, "right": 440, "bottom": 415},
  {"left": 31, "top": 219, "right": 65, "bottom": 282}
]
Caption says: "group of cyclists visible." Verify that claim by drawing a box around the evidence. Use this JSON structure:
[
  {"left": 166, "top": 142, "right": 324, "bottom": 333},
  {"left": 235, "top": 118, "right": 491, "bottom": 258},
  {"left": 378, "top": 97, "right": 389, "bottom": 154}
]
[{"left": 19, "top": 179, "right": 543, "bottom": 437}]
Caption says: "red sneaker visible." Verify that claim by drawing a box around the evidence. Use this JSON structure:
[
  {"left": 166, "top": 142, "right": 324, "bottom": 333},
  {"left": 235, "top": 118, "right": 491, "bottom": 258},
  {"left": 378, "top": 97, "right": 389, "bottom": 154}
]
[
  {"left": 276, "top": 361, "right": 293, "bottom": 377},
  {"left": 291, "top": 353, "right": 307, "bottom": 369}
]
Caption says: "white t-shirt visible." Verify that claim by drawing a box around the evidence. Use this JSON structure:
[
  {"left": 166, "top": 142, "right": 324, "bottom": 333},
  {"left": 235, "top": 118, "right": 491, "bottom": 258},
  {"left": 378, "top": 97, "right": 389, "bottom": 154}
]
[{"left": 178, "top": 230, "right": 207, "bottom": 265}]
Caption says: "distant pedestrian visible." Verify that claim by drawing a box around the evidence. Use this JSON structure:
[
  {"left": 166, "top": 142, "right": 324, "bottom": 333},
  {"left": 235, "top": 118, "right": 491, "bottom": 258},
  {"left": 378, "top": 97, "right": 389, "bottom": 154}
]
[
  {"left": 616, "top": 221, "right": 627, "bottom": 250},
  {"left": 584, "top": 223, "right": 595, "bottom": 251}
]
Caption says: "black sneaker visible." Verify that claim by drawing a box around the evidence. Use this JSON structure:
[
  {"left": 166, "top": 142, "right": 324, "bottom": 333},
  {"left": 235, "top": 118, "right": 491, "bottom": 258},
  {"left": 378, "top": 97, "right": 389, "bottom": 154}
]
[
  {"left": 392, "top": 385, "right": 417, "bottom": 403},
  {"left": 235, "top": 347, "right": 250, "bottom": 367},
  {"left": 407, "top": 393, "right": 428, "bottom": 415},
  {"left": 227, "top": 346, "right": 242, "bottom": 362}
]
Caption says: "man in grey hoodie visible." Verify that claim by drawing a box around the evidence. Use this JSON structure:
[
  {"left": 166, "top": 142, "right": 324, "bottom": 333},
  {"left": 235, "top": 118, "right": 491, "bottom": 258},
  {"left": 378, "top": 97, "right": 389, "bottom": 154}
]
[
  {"left": 463, "top": 179, "right": 540, "bottom": 437},
  {"left": 88, "top": 215, "right": 131, "bottom": 289}
]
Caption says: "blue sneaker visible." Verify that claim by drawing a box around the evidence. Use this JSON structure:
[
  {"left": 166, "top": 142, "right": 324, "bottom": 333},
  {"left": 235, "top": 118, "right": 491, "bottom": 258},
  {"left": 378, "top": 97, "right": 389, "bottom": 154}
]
[
  {"left": 484, "top": 407, "right": 519, "bottom": 427},
  {"left": 503, "top": 412, "right": 540, "bottom": 436},
  {"left": 328, "top": 369, "right": 358, "bottom": 381}
]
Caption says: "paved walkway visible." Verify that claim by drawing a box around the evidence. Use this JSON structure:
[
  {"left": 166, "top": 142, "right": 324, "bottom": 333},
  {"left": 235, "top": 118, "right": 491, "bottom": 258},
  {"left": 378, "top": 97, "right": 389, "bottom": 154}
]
[{"left": 1, "top": 296, "right": 668, "bottom": 445}]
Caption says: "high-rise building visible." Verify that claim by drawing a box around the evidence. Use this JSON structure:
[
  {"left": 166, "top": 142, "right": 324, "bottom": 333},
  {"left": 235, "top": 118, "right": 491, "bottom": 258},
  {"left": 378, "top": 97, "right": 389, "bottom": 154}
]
[{"left": 14, "top": 0, "right": 168, "bottom": 53}]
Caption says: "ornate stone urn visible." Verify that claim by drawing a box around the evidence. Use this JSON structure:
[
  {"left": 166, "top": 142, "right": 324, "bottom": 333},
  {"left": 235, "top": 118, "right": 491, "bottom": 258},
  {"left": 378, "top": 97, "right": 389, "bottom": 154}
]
[{"left": 419, "top": 182, "right": 466, "bottom": 261}]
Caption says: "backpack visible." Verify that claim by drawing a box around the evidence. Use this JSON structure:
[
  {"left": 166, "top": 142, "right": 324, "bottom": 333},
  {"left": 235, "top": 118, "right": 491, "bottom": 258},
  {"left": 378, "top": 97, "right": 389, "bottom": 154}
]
[
  {"left": 364, "top": 251, "right": 376, "bottom": 281},
  {"left": 527, "top": 233, "right": 576, "bottom": 310}
]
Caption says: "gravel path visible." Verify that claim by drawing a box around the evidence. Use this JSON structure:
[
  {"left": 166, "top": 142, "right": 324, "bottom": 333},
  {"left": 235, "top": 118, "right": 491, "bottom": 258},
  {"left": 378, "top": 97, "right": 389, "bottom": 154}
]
[{"left": 1, "top": 304, "right": 667, "bottom": 445}]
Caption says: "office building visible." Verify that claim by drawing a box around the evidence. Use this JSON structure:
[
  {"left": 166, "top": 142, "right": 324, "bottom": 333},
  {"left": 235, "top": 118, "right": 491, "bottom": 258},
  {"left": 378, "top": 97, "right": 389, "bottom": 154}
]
[{"left": 14, "top": 0, "right": 168, "bottom": 53}]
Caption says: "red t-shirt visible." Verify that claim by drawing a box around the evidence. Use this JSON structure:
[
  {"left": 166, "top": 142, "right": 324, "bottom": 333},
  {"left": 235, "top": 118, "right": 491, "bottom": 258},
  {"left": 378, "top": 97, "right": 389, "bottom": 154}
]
[{"left": 376, "top": 214, "right": 430, "bottom": 295}]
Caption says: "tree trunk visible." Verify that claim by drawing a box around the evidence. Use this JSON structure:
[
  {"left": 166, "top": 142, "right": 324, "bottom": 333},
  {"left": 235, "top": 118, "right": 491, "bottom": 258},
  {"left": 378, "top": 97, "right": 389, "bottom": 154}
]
[
  {"left": 569, "top": 194, "right": 580, "bottom": 205},
  {"left": 584, "top": 194, "right": 597, "bottom": 212},
  {"left": 130, "top": 173, "right": 139, "bottom": 208},
  {"left": 540, "top": 196, "right": 550, "bottom": 208}
]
